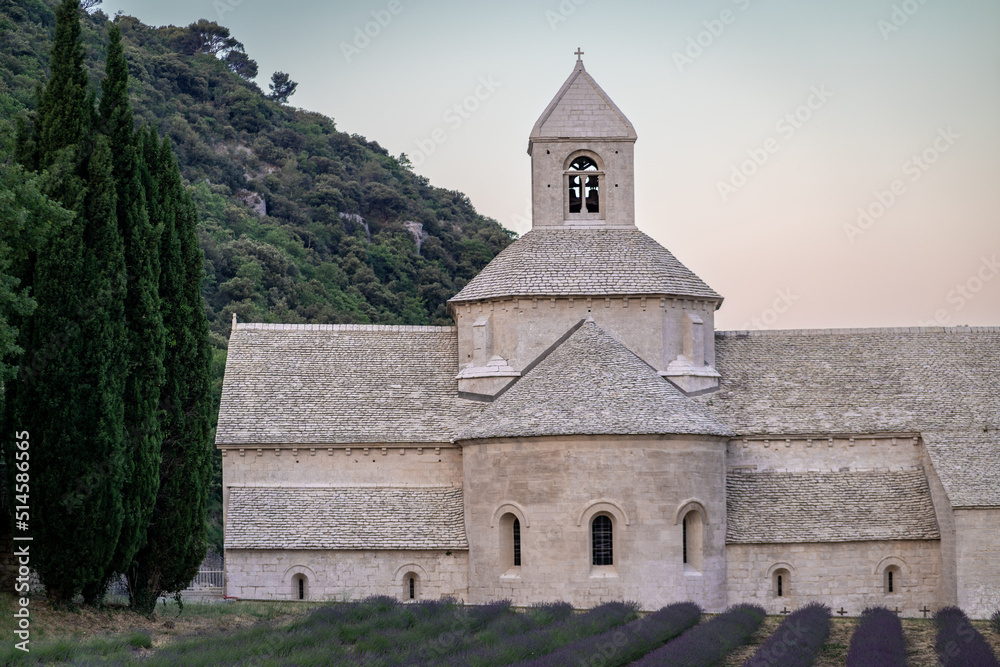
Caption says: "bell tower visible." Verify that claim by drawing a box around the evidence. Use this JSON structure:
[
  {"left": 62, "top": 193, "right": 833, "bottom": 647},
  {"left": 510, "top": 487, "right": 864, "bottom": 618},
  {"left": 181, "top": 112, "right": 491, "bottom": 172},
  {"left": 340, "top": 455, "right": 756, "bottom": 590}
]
[
  {"left": 450, "top": 53, "right": 723, "bottom": 398},
  {"left": 527, "top": 51, "right": 637, "bottom": 229}
]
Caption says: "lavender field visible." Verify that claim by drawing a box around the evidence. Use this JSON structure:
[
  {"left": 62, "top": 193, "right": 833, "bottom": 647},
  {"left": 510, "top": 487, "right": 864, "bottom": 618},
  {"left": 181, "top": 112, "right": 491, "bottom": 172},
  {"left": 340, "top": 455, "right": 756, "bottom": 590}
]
[{"left": 2, "top": 596, "right": 999, "bottom": 666}]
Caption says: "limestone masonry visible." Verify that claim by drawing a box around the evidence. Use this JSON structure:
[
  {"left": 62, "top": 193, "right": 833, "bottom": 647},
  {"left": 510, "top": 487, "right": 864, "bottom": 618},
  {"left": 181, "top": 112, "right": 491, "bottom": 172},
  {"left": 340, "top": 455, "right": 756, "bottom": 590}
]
[{"left": 216, "top": 57, "right": 1000, "bottom": 617}]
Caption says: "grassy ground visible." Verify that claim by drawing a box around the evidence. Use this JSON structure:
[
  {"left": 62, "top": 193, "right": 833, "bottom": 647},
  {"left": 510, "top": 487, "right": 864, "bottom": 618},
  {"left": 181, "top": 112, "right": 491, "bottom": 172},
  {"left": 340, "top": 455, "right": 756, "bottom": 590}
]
[{"left": 0, "top": 592, "right": 315, "bottom": 664}]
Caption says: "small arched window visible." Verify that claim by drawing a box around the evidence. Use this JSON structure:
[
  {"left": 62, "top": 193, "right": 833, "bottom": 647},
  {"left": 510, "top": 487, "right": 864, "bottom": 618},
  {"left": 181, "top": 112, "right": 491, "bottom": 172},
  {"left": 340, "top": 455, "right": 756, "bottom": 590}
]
[
  {"left": 592, "top": 514, "right": 614, "bottom": 566},
  {"left": 568, "top": 156, "right": 600, "bottom": 214},
  {"left": 408, "top": 576, "right": 415, "bottom": 600},
  {"left": 499, "top": 513, "right": 523, "bottom": 571},
  {"left": 773, "top": 568, "right": 790, "bottom": 598},
  {"left": 884, "top": 565, "right": 901, "bottom": 594},
  {"left": 681, "top": 510, "right": 704, "bottom": 572},
  {"left": 292, "top": 573, "right": 308, "bottom": 600}
]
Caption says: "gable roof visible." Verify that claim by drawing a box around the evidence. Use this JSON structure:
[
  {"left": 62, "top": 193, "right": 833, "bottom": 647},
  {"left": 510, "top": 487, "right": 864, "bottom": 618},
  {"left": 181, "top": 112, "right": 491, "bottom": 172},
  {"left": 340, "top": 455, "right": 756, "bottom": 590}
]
[
  {"left": 225, "top": 486, "right": 468, "bottom": 550},
  {"left": 216, "top": 323, "right": 478, "bottom": 445},
  {"left": 726, "top": 469, "right": 941, "bottom": 544},
  {"left": 529, "top": 59, "right": 636, "bottom": 145},
  {"left": 702, "top": 327, "right": 1000, "bottom": 507},
  {"left": 449, "top": 228, "right": 721, "bottom": 303},
  {"left": 455, "top": 321, "right": 733, "bottom": 441}
]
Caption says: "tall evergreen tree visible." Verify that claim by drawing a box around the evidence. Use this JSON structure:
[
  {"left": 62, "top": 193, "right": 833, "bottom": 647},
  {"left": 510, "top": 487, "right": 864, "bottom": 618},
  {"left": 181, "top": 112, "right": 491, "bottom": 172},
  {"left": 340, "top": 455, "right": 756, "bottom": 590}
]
[
  {"left": 130, "top": 132, "right": 212, "bottom": 613},
  {"left": 36, "top": 0, "right": 90, "bottom": 174},
  {"left": 90, "top": 22, "right": 165, "bottom": 604},
  {"left": 4, "top": 0, "right": 128, "bottom": 603},
  {"left": 0, "top": 153, "right": 73, "bottom": 383}
]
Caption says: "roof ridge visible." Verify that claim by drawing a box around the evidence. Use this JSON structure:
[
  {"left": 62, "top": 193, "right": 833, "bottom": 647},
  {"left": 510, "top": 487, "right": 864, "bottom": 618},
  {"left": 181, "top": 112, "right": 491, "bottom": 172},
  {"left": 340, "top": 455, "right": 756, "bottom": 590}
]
[
  {"left": 717, "top": 326, "right": 1000, "bottom": 337},
  {"left": 235, "top": 322, "right": 456, "bottom": 333}
]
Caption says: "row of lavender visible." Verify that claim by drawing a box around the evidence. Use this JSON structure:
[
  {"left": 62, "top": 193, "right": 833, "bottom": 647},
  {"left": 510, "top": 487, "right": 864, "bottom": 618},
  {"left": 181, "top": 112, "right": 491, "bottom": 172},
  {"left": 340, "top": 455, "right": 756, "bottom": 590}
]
[
  {"left": 136, "top": 596, "right": 1000, "bottom": 666},
  {"left": 845, "top": 604, "right": 1000, "bottom": 667}
]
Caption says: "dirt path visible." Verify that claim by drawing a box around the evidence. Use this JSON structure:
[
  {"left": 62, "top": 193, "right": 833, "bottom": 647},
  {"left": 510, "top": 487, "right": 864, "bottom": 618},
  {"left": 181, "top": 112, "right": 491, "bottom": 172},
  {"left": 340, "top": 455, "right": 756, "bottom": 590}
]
[
  {"left": 721, "top": 615, "right": 783, "bottom": 666},
  {"left": 813, "top": 617, "right": 858, "bottom": 667}
]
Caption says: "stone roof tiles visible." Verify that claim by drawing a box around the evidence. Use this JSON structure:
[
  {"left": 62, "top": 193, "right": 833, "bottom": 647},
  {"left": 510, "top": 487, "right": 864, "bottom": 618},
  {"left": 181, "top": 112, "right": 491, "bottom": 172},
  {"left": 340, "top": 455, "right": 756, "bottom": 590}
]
[
  {"left": 456, "top": 321, "right": 733, "bottom": 441},
  {"left": 225, "top": 486, "right": 468, "bottom": 550},
  {"left": 921, "top": 431, "right": 1000, "bottom": 508},
  {"left": 216, "top": 325, "right": 477, "bottom": 445},
  {"left": 530, "top": 60, "right": 636, "bottom": 141},
  {"left": 726, "top": 469, "right": 941, "bottom": 544},
  {"left": 702, "top": 327, "right": 1000, "bottom": 507},
  {"left": 449, "top": 228, "right": 721, "bottom": 303}
]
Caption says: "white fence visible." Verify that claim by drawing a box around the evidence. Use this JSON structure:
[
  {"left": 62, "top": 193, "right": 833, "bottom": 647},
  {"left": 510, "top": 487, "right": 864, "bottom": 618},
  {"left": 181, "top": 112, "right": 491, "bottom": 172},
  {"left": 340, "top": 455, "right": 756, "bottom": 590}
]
[{"left": 180, "top": 550, "right": 225, "bottom": 599}]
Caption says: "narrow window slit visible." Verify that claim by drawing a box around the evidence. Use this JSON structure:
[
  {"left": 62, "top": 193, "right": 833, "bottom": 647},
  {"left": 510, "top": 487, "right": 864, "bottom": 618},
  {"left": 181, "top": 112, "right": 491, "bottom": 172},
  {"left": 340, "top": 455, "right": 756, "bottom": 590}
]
[{"left": 513, "top": 518, "right": 521, "bottom": 567}]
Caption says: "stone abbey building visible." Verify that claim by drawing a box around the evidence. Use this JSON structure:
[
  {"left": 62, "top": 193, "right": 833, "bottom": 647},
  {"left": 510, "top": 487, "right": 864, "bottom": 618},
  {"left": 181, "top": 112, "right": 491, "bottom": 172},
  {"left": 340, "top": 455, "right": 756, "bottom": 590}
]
[{"left": 216, "top": 58, "right": 1000, "bottom": 617}]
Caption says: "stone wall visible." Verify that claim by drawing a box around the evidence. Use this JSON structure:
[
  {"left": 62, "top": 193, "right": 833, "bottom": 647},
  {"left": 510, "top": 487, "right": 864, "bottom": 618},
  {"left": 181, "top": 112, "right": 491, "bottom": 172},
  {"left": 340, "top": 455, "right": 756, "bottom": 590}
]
[
  {"left": 461, "top": 434, "right": 729, "bottom": 611},
  {"left": 953, "top": 508, "right": 1000, "bottom": 618},
  {"left": 220, "top": 444, "right": 463, "bottom": 526},
  {"left": 726, "top": 434, "right": 924, "bottom": 471},
  {"left": 454, "top": 297, "right": 716, "bottom": 385},
  {"left": 225, "top": 549, "right": 469, "bottom": 602},
  {"left": 921, "top": 445, "right": 959, "bottom": 607},
  {"left": 529, "top": 140, "right": 635, "bottom": 229},
  {"left": 726, "top": 540, "right": 943, "bottom": 616}
]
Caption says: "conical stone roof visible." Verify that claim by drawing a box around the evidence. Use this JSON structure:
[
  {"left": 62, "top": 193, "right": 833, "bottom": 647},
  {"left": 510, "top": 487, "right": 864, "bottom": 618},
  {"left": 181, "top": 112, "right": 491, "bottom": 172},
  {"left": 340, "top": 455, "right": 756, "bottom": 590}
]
[
  {"left": 449, "top": 227, "right": 721, "bottom": 303},
  {"left": 455, "top": 321, "right": 733, "bottom": 441}
]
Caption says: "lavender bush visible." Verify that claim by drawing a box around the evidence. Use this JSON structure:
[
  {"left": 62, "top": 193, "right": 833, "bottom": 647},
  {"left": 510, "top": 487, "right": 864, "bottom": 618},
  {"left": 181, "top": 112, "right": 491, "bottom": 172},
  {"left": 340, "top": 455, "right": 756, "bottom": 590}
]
[
  {"left": 434, "top": 600, "right": 641, "bottom": 667},
  {"left": 513, "top": 601, "right": 702, "bottom": 667},
  {"left": 845, "top": 606, "right": 907, "bottom": 667},
  {"left": 362, "top": 600, "right": 572, "bottom": 666},
  {"left": 991, "top": 609, "right": 1000, "bottom": 636},
  {"left": 743, "top": 602, "right": 830, "bottom": 667},
  {"left": 935, "top": 606, "right": 1000, "bottom": 667},
  {"left": 631, "top": 603, "right": 766, "bottom": 667}
]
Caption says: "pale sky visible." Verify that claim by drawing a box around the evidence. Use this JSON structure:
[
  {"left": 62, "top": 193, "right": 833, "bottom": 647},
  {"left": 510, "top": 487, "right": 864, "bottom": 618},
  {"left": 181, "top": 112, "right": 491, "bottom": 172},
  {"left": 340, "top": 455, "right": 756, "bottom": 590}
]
[{"left": 100, "top": 0, "right": 1000, "bottom": 330}]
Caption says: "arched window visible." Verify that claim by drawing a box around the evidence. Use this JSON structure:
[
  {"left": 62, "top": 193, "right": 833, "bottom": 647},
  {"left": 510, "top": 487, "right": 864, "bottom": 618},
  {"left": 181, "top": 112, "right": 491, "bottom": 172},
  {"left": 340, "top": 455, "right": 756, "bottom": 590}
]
[
  {"left": 499, "top": 513, "right": 523, "bottom": 572},
  {"left": 681, "top": 510, "right": 704, "bottom": 572},
  {"left": 592, "top": 514, "right": 614, "bottom": 566},
  {"left": 292, "top": 573, "right": 308, "bottom": 600},
  {"left": 884, "top": 565, "right": 901, "bottom": 594},
  {"left": 773, "top": 568, "right": 790, "bottom": 598},
  {"left": 403, "top": 572, "right": 419, "bottom": 600},
  {"left": 567, "top": 155, "right": 600, "bottom": 214}
]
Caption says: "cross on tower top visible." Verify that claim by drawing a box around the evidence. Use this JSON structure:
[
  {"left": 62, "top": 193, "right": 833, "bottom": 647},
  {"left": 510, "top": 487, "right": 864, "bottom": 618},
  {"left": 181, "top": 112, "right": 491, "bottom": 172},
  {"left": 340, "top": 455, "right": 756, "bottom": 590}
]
[{"left": 575, "top": 48, "right": 584, "bottom": 61}]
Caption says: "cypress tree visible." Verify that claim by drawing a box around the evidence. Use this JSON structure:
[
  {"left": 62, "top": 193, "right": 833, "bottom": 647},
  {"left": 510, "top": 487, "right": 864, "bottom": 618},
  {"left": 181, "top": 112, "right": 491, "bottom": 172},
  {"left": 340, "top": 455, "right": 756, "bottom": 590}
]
[
  {"left": 90, "top": 22, "right": 165, "bottom": 604},
  {"left": 4, "top": 0, "right": 128, "bottom": 603},
  {"left": 130, "top": 133, "right": 212, "bottom": 613},
  {"left": 36, "top": 0, "right": 90, "bottom": 174},
  {"left": 9, "top": 134, "right": 128, "bottom": 602}
]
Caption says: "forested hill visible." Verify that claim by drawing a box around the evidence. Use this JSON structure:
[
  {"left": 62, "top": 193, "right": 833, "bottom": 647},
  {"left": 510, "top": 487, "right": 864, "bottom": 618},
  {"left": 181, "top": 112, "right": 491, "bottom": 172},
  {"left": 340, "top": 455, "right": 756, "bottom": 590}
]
[{"left": 1, "top": 0, "right": 514, "bottom": 348}]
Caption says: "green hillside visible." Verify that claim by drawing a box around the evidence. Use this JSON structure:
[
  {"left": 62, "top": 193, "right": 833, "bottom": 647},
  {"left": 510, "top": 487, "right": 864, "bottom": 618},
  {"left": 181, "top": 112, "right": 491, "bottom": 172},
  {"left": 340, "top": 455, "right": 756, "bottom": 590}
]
[{"left": 0, "top": 0, "right": 513, "bottom": 345}]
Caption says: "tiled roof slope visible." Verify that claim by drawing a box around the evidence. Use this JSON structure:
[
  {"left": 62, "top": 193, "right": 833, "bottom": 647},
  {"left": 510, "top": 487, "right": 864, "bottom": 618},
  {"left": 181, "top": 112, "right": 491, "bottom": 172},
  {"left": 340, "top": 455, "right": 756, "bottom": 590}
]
[
  {"left": 530, "top": 61, "right": 636, "bottom": 140},
  {"left": 702, "top": 327, "right": 1000, "bottom": 507},
  {"left": 456, "top": 321, "right": 733, "bottom": 441},
  {"left": 216, "top": 324, "right": 478, "bottom": 444},
  {"left": 921, "top": 431, "right": 1000, "bottom": 508},
  {"left": 449, "top": 228, "right": 721, "bottom": 303},
  {"left": 727, "top": 470, "right": 941, "bottom": 543},
  {"left": 225, "top": 487, "right": 468, "bottom": 550}
]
